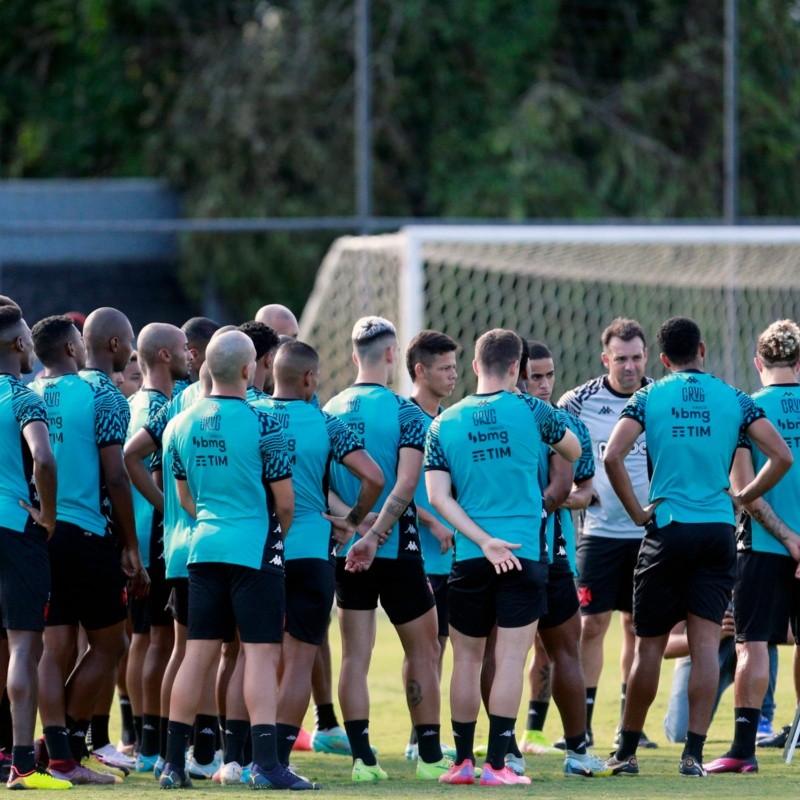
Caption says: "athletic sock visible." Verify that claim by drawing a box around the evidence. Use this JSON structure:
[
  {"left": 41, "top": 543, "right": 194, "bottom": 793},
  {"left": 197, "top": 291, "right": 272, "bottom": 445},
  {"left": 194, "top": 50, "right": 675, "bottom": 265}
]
[
  {"left": 620, "top": 682, "right": 627, "bottom": 719},
  {"left": 276, "top": 724, "right": 300, "bottom": 767},
  {"left": 223, "top": 719, "right": 249, "bottom": 765},
  {"left": 251, "top": 724, "right": 278, "bottom": 771},
  {"left": 119, "top": 695, "right": 136, "bottom": 746},
  {"left": 141, "top": 713, "right": 161, "bottom": 757},
  {"left": 66, "top": 716, "right": 90, "bottom": 761},
  {"left": 415, "top": 724, "right": 443, "bottom": 763},
  {"left": 11, "top": 746, "right": 35, "bottom": 774},
  {"left": 90, "top": 715, "right": 110, "bottom": 750},
  {"left": 729, "top": 707, "right": 760, "bottom": 759},
  {"left": 43, "top": 726, "right": 73, "bottom": 761},
  {"left": 615, "top": 729, "right": 642, "bottom": 760},
  {"left": 344, "top": 719, "right": 376, "bottom": 766},
  {"left": 507, "top": 733, "right": 522, "bottom": 759},
  {"left": 527, "top": 700, "right": 549, "bottom": 732},
  {"left": 452, "top": 720, "right": 476, "bottom": 765},
  {"left": 565, "top": 733, "right": 587, "bottom": 755},
  {"left": 133, "top": 715, "right": 143, "bottom": 750},
  {"left": 165, "top": 721, "right": 192, "bottom": 772},
  {"left": 159, "top": 716, "right": 169, "bottom": 759},
  {"left": 314, "top": 703, "right": 338, "bottom": 731},
  {"left": 486, "top": 714, "right": 515, "bottom": 771},
  {"left": 243, "top": 728, "right": 252, "bottom": 766},
  {"left": 216, "top": 715, "right": 225, "bottom": 752},
  {"left": 682, "top": 730, "right": 707, "bottom": 763},
  {"left": 192, "top": 714, "right": 217, "bottom": 765},
  {"left": 585, "top": 687, "right": 597, "bottom": 733}
]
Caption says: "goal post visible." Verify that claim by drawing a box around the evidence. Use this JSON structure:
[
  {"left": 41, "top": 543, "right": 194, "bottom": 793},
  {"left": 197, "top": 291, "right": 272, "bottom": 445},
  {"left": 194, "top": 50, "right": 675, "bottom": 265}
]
[{"left": 299, "top": 225, "right": 800, "bottom": 403}]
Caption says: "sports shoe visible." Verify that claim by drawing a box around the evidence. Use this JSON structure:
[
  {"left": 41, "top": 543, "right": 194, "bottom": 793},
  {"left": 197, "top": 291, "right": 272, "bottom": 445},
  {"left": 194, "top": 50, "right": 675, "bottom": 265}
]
[
  {"left": 213, "top": 760, "right": 242, "bottom": 785},
  {"left": 159, "top": 762, "right": 192, "bottom": 789},
  {"left": 756, "top": 716, "right": 773, "bottom": 740},
  {"left": 473, "top": 742, "right": 488, "bottom": 757},
  {"left": 438, "top": 759, "right": 476, "bottom": 785},
  {"left": 92, "top": 742, "right": 137, "bottom": 771},
  {"left": 404, "top": 743, "right": 418, "bottom": 760},
  {"left": 603, "top": 752, "right": 639, "bottom": 775},
  {"left": 416, "top": 755, "right": 454, "bottom": 780},
  {"left": 504, "top": 753, "right": 525, "bottom": 776},
  {"left": 679, "top": 755, "right": 707, "bottom": 777},
  {"left": 0, "top": 751, "right": 10, "bottom": 783},
  {"left": 351, "top": 758, "right": 388, "bottom": 782},
  {"left": 521, "top": 730, "right": 560, "bottom": 754},
  {"left": 479, "top": 763, "right": 531, "bottom": 785},
  {"left": 187, "top": 752, "right": 222, "bottom": 779},
  {"left": 564, "top": 750, "right": 613, "bottom": 778},
  {"left": 705, "top": 754, "right": 758, "bottom": 774},
  {"left": 240, "top": 762, "right": 253, "bottom": 784},
  {"left": 136, "top": 752, "right": 159, "bottom": 773},
  {"left": 555, "top": 730, "right": 593, "bottom": 750},
  {"left": 50, "top": 762, "right": 120, "bottom": 785},
  {"left": 311, "top": 725, "right": 352, "bottom": 756},
  {"left": 6, "top": 765, "right": 73, "bottom": 790},
  {"left": 249, "top": 763, "right": 320, "bottom": 789},
  {"left": 758, "top": 724, "right": 790, "bottom": 748},
  {"left": 292, "top": 728, "right": 313, "bottom": 752},
  {"left": 82, "top": 753, "right": 127, "bottom": 779}
]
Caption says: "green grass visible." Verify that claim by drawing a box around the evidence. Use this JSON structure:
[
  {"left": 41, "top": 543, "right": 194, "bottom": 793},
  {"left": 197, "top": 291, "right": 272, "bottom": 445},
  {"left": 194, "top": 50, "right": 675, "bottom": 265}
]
[{"left": 78, "top": 611, "right": 799, "bottom": 796}]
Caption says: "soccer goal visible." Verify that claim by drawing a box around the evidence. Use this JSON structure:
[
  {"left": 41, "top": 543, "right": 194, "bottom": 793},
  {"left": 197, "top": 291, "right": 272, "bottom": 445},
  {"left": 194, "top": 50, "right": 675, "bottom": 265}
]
[{"left": 299, "top": 226, "right": 800, "bottom": 403}]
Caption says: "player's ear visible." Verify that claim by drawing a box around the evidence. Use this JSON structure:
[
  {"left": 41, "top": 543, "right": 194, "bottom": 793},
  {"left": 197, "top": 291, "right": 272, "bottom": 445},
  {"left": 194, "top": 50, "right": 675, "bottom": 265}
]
[
  {"left": 414, "top": 361, "right": 425, "bottom": 379},
  {"left": 754, "top": 356, "right": 763, "bottom": 373},
  {"left": 659, "top": 352, "right": 671, "bottom": 369},
  {"left": 472, "top": 358, "right": 479, "bottom": 378},
  {"left": 698, "top": 341, "right": 706, "bottom": 359},
  {"left": 600, "top": 350, "right": 610, "bottom": 369}
]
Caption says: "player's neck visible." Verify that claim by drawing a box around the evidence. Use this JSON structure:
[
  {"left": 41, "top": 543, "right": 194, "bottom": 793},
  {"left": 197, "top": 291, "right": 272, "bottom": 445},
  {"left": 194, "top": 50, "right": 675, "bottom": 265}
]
[
  {"left": 42, "top": 362, "right": 78, "bottom": 378},
  {"left": 253, "top": 365, "right": 268, "bottom": 393},
  {"left": 355, "top": 367, "right": 388, "bottom": 387},
  {"left": 761, "top": 367, "right": 799, "bottom": 386},
  {"left": 0, "top": 356, "right": 21, "bottom": 379},
  {"left": 83, "top": 352, "right": 114, "bottom": 377},
  {"left": 411, "top": 385, "right": 442, "bottom": 416},
  {"left": 142, "top": 364, "right": 175, "bottom": 398},
  {"left": 210, "top": 379, "right": 246, "bottom": 399},
  {"left": 476, "top": 375, "right": 512, "bottom": 394},
  {"left": 271, "top": 381, "right": 304, "bottom": 401}
]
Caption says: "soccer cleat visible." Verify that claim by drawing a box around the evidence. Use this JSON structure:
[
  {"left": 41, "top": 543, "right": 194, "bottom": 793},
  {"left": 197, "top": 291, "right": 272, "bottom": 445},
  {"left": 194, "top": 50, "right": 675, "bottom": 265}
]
[
  {"left": 311, "top": 726, "right": 352, "bottom": 756},
  {"left": 521, "top": 730, "right": 560, "bottom": 754},
  {"left": 154, "top": 756, "right": 166, "bottom": 780},
  {"left": 351, "top": 758, "right": 388, "bottom": 782},
  {"left": 213, "top": 760, "right": 242, "bottom": 785},
  {"left": 473, "top": 742, "right": 488, "bottom": 757},
  {"left": 404, "top": 743, "right": 418, "bottom": 760},
  {"left": 756, "top": 716, "right": 773, "bottom": 740},
  {"left": 639, "top": 731, "right": 658, "bottom": 749},
  {"left": 249, "top": 763, "right": 320, "bottom": 789},
  {"left": 603, "top": 753, "right": 639, "bottom": 775},
  {"left": 758, "top": 725, "right": 790, "bottom": 748},
  {"left": 504, "top": 753, "right": 525, "bottom": 776},
  {"left": 159, "top": 763, "right": 193, "bottom": 789},
  {"left": 187, "top": 752, "right": 222, "bottom": 779},
  {"left": 292, "top": 728, "right": 313, "bottom": 752},
  {"left": 438, "top": 759, "right": 476, "bottom": 785},
  {"left": 6, "top": 765, "right": 73, "bottom": 790},
  {"left": 416, "top": 755, "right": 454, "bottom": 780},
  {"left": 564, "top": 750, "right": 613, "bottom": 778},
  {"left": 82, "top": 753, "right": 127, "bottom": 778},
  {"left": 50, "top": 762, "right": 120, "bottom": 785},
  {"left": 92, "top": 743, "right": 136, "bottom": 772},
  {"left": 240, "top": 763, "right": 253, "bottom": 784},
  {"left": 705, "top": 754, "right": 758, "bottom": 774},
  {"left": 135, "top": 752, "right": 159, "bottom": 773},
  {"left": 679, "top": 756, "right": 707, "bottom": 777},
  {"left": 478, "top": 764, "right": 531, "bottom": 785}
]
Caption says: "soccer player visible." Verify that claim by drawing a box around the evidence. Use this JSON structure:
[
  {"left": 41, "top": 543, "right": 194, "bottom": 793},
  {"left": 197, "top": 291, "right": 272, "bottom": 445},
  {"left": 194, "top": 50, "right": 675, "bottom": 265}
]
[
  {"left": 425, "top": 329, "right": 581, "bottom": 786},
  {"left": 706, "top": 319, "right": 800, "bottom": 773},
  {"left": 324, "top": 316, "right": 448, "bottom": 782},
  {"left": 603, "top": 316, "right": 792, "bottom": 777},
  {"left": 403, "top": 330, "right": 458, "bottom": 761},
  {"left": 557, "top": 318, "right": 656, "bottom": 747},
  {"left": 159, "top": 330, "right": 313, "bottom": 790},
  {"left": 0, "top": 303, "right": 70, "bottom": 790},
  {"left": 256, "top": 304, "right": 299, "bottom": 340},
  {"left": 238, "top": 321, "right": 280, "bottom": 402},
  {"left": 116, "top": 351, "right": 143, "bottom": 398}
]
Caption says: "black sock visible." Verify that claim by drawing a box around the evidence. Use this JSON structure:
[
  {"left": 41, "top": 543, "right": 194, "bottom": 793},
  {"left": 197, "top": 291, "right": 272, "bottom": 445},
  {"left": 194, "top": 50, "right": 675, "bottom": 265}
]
[
  {"left": 192, "top": 714, "right": 217, "bottom": 766},
  {"left": 276, "top": 724, "right": 300, "bottom": 767},
  {"left": 620, "top": 682, "right": 627, "bottom": 719},
  {"left": 43, "top": 726, "right": 72, "bottom": 761},
  {"left": 165, "top": 721, "right": 192, "bottom": 771},
  {"left": 344, "top": 719, "right": 375, "bottom": 766},
  {"left": 487, "top": 715, "right": 515, "bottom": 771},
  {"left": 66, "top": 716, "right": 90, "bottom": 761},
  {"left": 217, "top": 716, "right": 225, "bottom": 752},
  {"left": 119, "top": 695, "right": 135, "bottom": 746},
  {"left": 507, "top": 733, "right": 522, "bottom": 759},
  {"left": 243, "top": 729, "right": 252, "bottom": 766},
  {"left": 408, "top": 725, "right": 418, "bottom": 746},
  {"left": 453, "top": 720, "right": 476, "bottom": 765},
  {"left": 585, "top": 687, "right": 597, "bottom": 733},
  {"left": 223, "top": 719, "right": 249, "bottom": 765},
  {"left": 565, "top": 733, "right": 587, "bottom": 755},
  {"left": 159, "top": 716, "right": 169, "bottom": 759},
  {"left": 683, "top": 730, "right": 707, "bottom": 763},
  {"left": 728, "top": 707, "right": 760, "bottom": 759},
  {"left": 527, "top": 700, "right": 549, "bottom": 732},
  {"left": 415, "top": 724, "right": 443, "bottom": 764},
  {"left": 90, "top": 715, "right": 110, "bottom": 750},
  {"left": 133, "top": 715, "right": 143, "bottom": 749},
  {"left": 11, "top": 746, "right": 35, "bottom": 774},
  {"left": 314, "top": 703, "right": 338, "bottom": 731},
  {"left": 615, "top": 729, "right": 642, "bottom": 760},
  {"left": 251, "top": 724, "right": 278, "bottom": 772},
  {"left": 141, "top": 713, "right": 161, "bottom": 757}
]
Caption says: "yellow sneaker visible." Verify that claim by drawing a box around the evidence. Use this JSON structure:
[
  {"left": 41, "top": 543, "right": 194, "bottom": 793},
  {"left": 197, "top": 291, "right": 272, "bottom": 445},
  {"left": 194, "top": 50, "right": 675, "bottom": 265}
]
[
  {"left": 81, "top": 755, "right": 124, "bottom": 781},
  {"left": 7, "top": 765, "right": 73, "bottom": 789}
]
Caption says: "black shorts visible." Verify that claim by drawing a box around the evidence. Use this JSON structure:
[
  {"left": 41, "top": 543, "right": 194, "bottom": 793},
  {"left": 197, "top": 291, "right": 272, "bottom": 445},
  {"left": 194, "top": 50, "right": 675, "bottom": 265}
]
[
  {"left": 188, "top": 562, "right": 284, "bottom": 644},
  {"left": 448, "top": 558, "right": 548, "bottom": 638},
  {"left": 46, "top": 521, "right": 128, "bottom": 630},
  {"left": 335, "top": 558, "right": 435, "bottom": 626},
  {"left": 428, "top": 573, "right": 450, "bottom": 638},
  {"left": 539, "top": 560, "right": 580, "bottom": 630},
  {"left": 734, "top": 550, "right": 800, "bottom": 643},
  {"left": 285, "top": 559, "right": 334, "bottom": 645},
  {"left": 633, "top": 521, "right": 736, "bottom": 637},
  {"left": 167, "top": 578, "right": 189, "bottom": 628},
  {"left": 0, "top": 522, "right": 50, "bottom": 632},
  {"left": 130, "top": 553, "right": 173, "bottom": 634},
  {"left": 576, "top": 536, "right": 641, "bottom": 615}
]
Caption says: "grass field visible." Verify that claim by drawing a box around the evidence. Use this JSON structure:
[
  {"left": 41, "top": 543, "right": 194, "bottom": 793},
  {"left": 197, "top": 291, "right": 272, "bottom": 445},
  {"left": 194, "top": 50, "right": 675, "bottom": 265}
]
[{"left": 77, "top": 611, "right": 799, "bottom": 797}]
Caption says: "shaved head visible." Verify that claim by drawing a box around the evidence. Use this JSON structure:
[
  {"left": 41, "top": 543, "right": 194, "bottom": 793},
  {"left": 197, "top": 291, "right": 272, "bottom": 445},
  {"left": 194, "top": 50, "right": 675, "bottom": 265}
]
[
  {"left": 137, "top": 323, "right": 187, "bottom": 372},
  {"left": 206, "top": 331, "right": 256, "bottom": 384},
  {"left": 83, "top": 307, "right": 134, "bottom": 371},
  {"left": 273, "top": 341, "right": 319, "bottom": 387},
  {"left": 255, "top": 304, "right": 299, "bottom": 339}
]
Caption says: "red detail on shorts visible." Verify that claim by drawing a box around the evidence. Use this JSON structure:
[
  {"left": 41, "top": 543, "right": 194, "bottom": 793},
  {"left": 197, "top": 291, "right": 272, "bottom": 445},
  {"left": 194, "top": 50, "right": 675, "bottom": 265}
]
[
  {"left": 43, "top": 599, "right": 50, "bottom": 622},
  {"left": 577, "top": 586, "right": 592, "bottom": 608},
  {"left": 122, "top": 587, "right": 128, "bottom": 606}
]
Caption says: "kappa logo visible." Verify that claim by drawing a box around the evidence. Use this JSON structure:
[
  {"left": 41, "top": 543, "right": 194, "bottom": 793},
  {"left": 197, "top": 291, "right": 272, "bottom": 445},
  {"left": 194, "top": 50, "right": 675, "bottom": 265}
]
[
  {"left": 272, "top": 541, "right": 284, "bottom": 550},
  {"left": 734, "top": 716, "right": 750, "bottom": 723},
  {"left": 404, "top": 507, "right": 415, "bottom": 518},
  {"left": 407, "top": 524, "right": 417, "bottom": 536},
  {"left": 269, "top": 555, "right": 283, "bottom": 566},
  {"left": 599, "top": 406, "right": 614, "bottom": 415},
  {"left": 405, "top": 541, "right": 419, "bottom": 552},
  {"left": 500, "top": 730, "right": 514, "bottom": 738},
  {"left": 577, "top": 586, "right": 592, "bottom": 607}
]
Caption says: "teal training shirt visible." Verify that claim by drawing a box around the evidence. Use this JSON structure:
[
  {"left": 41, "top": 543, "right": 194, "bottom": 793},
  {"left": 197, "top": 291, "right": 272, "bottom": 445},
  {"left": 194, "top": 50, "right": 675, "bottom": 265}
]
[
  {"left": 30, "top": 374, "right": 126, "bottom": 535},
  {"left": 169, "top": 395, "right": 292, "bottom": 570},
  {"left": 738, "top": 383, "right": 800, "bottom": 555},
  {"left": 621, "top": 370, "right": 765, "bottom": 527},
  {"left": 257, "top": 397, "right": 362, "bottom": 562},
  {"left": 0, "top": 374, "right": 49, "bottom": 533},
  {"left": 324, "top": 384, "right": 427, "bottom": 561},
  {"left": 424, "top": 390, "right": 567, "bottom": 563}
]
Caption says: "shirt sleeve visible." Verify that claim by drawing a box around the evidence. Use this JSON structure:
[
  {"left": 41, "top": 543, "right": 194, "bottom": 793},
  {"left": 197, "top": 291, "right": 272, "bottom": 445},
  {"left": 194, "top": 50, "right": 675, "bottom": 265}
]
[
  {"left": 620, "top": 385, "right": 649, "bottom": 427},
  {"left": 737, "top": 390, "right": 767, "bottom": 434},
  {"left": 92, "top": 385, "right": 127, "bottom": 448},
  {"left": 144, "top": 400, "right": 172, "bottom": 448},
  {"left": 11, "top": 384, "right": 48, "bottom": 430},
  {"left": 424, "top": 417, "right": 450, "bottom": 472},
  {"left": 398, "top": 399, "right": 427, "bottom": 451},
  {"left": 323, "top": 411, "right": 363, "bottom": 463},
  {"left": 538, "top": 402, "right": 567, "bottom": 446},
  {"left": 569, "top": 415, "right": 596, "bottom": 483},
  {"left": 257, "top": 411, "right": 293, "bottom": 482}
]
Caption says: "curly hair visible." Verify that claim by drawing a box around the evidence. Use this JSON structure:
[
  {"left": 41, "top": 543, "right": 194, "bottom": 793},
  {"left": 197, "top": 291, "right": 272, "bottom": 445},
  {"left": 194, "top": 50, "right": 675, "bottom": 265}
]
[{"left": 757, "top": 319, "right": 800, "bottom": 367}]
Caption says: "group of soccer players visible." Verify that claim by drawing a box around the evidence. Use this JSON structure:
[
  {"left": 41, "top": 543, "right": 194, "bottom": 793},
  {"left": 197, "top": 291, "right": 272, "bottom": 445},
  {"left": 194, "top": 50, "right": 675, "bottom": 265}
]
[{"left": 0, "top": 289, "right": 799, "bottom": 790}]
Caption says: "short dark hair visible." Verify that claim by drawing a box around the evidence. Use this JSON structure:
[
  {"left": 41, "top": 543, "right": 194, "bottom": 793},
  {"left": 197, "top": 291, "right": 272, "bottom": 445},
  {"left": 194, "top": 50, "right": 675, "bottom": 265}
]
[
  {"left": 0, "top": 296, "right": 21, "bottom": 311},
  {"left": 475, "top": 329, "right": 523, "bottom": 377},
  {"left": 31, "top": 315, "right": 77, "bottom": 365},
  {"left": 182, "top": 317, "right": 220, "bottom": 349},
  {"left": 526, "top": 340, "right": 552, "bottom": 361},
  {"left": 657, "top": 316, "right": 702, "bottom": 365},
  {"left": 237, "top": 321, "right": 280, "bottom": 360},
  {"left": 0, "top": 304, "right": 23, "bottom": 336},
  {"left": 405, "top": 330, "right": 458, "bottom": 381},
  {"left": 602, "top": 318, "right": 647, "bottom": 349},
  {"left": 274, "top": 340, "right": 320, "bottom": 383}
]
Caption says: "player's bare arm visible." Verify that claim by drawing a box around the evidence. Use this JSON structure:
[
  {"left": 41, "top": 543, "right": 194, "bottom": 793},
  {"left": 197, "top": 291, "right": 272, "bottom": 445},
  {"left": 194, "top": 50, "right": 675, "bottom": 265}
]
[
  {"left": 124, "top": 427, "right": 164, "bottom": 514},
  {"left": 731, "top": 417, "right": 792, "bottom": 505}
]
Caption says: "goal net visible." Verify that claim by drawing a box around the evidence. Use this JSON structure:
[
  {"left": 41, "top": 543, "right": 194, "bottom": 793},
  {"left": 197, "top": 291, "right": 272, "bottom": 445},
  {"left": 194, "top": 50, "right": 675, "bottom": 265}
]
[{"left": 299, "top": 226, "right": 800, "bottom": 403}]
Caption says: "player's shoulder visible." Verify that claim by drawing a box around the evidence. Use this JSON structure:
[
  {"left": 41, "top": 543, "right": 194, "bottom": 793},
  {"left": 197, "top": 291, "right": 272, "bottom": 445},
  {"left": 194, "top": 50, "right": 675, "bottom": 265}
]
[
  {"left": 6, "top": 377, "right": 47, "bottom": 421},
  {"left": 556, "top": 376, "right": 606, "bottom": 414}
]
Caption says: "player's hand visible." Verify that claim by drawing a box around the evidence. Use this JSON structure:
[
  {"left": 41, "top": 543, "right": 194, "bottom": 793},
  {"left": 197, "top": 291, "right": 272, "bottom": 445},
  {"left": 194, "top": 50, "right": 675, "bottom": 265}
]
[
  {"left": 783, "top": 532, "right": 800, "bottom": 564},
  {"left": 635, "top": 499, "right": 662, "bottom": 528},
  {"left": 720, "top": 607, "right": 735, "bottom": 639},
  {"left": 322, "top": 512, "right": 358, "bottom": 547},
  {"left": 345, "top": 535, "right": 378, "bottom": 573},
  {"left": 19, "top": 500, "right": 55, "bottom": 539},
  {"left": 725, "top": 488, "right": 745, "bottom": 516},
  {"left": 481, "top": 538, "right": 522, "bottom": 574},
  {"left": 430, "top": 520, "right": 454, "bottom": 554},
  {"left": 356, "top": 512, "right": 378, "bottom": 537}
]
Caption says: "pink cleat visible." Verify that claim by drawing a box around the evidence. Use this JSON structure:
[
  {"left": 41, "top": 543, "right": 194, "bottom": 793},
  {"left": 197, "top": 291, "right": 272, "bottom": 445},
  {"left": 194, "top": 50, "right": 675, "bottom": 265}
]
[
  {"left": 479, "top": 764, "right": 531, "bottom": 786},
  {"left": 705, "top": 755, "right": 758, "bottom": 774},
  {"left": 438, "top": 759, "right": 476, "bottom": 785}
]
